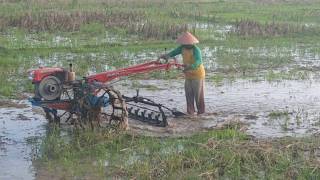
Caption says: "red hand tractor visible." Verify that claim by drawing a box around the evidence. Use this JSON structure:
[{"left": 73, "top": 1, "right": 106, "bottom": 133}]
[{"left": 29, "top": 59, "right": 185, "bottom": 129}]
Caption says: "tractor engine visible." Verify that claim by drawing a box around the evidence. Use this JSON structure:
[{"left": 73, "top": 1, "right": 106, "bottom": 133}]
[{"left": 30, "top": 64, "right": 74, "bottom": 101}]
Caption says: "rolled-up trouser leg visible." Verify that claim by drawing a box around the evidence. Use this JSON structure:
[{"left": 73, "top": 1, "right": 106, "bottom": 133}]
[
  {"left": 185, "top": 79, "right": 205, "bottom": 115},
  {"left": 185, "top": 79, "right": 195, "bottom": 115},
  {"left": 195, "top": 80, "right": 205, "bottom": 114}
]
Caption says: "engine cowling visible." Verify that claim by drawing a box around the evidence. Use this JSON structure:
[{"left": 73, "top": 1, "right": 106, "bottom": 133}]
[
  {"left": 30, "top": 67, "right": 67, "bottom": 100},
  {"left": 31, "top": 67, "right": 65, "bottom": 83}
]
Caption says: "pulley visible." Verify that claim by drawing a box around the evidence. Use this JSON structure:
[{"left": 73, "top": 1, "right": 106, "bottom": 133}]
[{"left": 38, "top": 75, "right": 62, "bottom": 100}]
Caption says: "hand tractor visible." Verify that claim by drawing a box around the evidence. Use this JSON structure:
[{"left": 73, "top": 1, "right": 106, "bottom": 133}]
[{"left": 28, "top": 59, "right": 185, "bottom": 129}]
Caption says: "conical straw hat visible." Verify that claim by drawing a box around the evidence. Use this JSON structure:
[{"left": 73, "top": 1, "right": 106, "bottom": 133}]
[{"left": 176, "top": 32, "right": 199, "bottom": 45}]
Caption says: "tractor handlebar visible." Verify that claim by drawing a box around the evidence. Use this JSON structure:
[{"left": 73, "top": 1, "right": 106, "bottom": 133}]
[{"left": 86, "top": 59, "right": 184, "bottom": 84}]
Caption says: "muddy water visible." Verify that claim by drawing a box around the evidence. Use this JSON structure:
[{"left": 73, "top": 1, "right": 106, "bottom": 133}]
[
  {"left": 0, "top": 100, "right": 46, "bottom": 180},
  {"left": 116, "top": 79, "right": 320, "bottom": 138},
  {"left": 2, "top": 79, "right": 320, "bottom": 179}
]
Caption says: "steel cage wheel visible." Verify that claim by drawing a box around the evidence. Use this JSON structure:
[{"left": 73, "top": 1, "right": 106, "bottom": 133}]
[{"left": 77, "top": 86, "right": 128, "bottom": 130}]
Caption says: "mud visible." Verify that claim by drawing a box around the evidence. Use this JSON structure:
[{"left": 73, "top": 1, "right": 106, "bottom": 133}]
[
  {"left": 0, "top": 100, "right": 46, "bottom": 180},
  {"left": 128, "top": 115, "right": 247, "bottom": 137},
  {"left": 116, "top": 79, "right": 320, "bottom": 138},
  {"left": 2, "top": 79, "right": 320, "bottom": 179},
  {"left": 0, "top": 99, "right": 28, "bottom": 108}
]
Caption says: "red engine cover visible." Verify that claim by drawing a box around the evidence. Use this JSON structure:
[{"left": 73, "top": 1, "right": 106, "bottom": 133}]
[{"left": 32, "top": 67, "right": 65, "bottom": 83}]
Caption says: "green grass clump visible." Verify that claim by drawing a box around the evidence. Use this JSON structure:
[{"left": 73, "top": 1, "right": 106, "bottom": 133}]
[
  {"left": 210, "top": 73, "right": 224, "bottom": 86},
  {"left": 34, "top": 126, "right": 320, "bottom": 179},
  {"left": 268, "top": 110, "right": 292, "bottom": 131},
  {"left": 79, "top": 22, "right": 106, "bottom": 35},
  {"left": 268, "top": 110, "right": 290, "bottom": 119}
]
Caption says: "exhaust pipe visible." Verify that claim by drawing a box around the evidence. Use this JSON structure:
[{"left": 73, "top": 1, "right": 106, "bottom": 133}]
[{"left": 68, "top": 63, "right": 76, "bottom": 81}]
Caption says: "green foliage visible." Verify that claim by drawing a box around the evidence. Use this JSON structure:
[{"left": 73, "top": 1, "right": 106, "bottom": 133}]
[
  {"left": 0, "top": 0, "right": 319, "bottom": 97},
  {"left": 79, "top": 23, "right": 106, "bottom": 36},
  {"left": 210, "top": 73, "right": 224, "bottom": 86},
  {"left": 35, "top": 127, "right": 320, "bottom": 179},
  {"left": 268, "top": 110, "right": 291, "bottom": 131},
  {"left": 269, "top": 110, "right": 290, "bottom": 119}
]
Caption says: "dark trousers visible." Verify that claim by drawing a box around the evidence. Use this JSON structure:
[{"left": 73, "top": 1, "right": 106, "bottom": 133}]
[{"left": 185, "top": 79, "right": 205, "bottom": 115}]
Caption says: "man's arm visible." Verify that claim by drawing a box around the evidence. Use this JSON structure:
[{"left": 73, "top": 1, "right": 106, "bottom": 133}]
[{"left": 167, "top": 46, "right": 183, "bottom": 58}]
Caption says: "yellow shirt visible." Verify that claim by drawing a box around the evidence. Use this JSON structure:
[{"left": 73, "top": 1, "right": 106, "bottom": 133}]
[
  {"left": 182, "top": 48, "right": 205, "bottom": 79},
  {"left": 168, "top": 45, "right": 205, "bottom": 80}
]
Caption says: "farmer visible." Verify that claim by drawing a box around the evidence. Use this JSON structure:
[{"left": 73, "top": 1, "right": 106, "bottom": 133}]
[{"left": 159, "top": 31, "right": 205, "bottom": 115}]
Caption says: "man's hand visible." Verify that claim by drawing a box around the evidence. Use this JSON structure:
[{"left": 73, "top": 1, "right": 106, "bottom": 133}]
[
  {"left": 158, "top": 54, "right": 169, "bottom": 60},
  {"left": 183, "top": 65, "right": 192, "bottom": 73}
]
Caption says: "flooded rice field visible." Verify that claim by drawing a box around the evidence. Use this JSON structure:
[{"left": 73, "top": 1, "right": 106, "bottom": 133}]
[
  {"left": 23, "top": 44, "right": 320, "bottom": 75},
  {"left": 0, "top": 101, "right": 46, "bottom": 180},
  {"left": 2, "top": 79, "right": 320, "bottom": 178},
  {"left": 117, "top": 79, "right": 320, "bottom": 138}
]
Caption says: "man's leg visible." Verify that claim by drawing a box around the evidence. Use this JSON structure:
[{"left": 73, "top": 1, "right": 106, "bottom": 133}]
[
  {"left": 194, "top": 79, "right": 205, "bottom": 114},
  {"left": 185, "top": 79, "right": 195, "bottom": 115}
]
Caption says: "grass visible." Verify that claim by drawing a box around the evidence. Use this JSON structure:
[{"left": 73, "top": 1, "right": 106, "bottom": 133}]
[
  {"left": 0, "top": 0, "right": 320, "bottom": 96},
  {"left": 268, "top": 110, "right": 292, "bottom": 131},
  {"left": 210, "top": 73, "right": 224, "bottom": 85},
  {"left": 130, "top": 80, "right": 162, "bottom": 91},
  {"left": 0, "top": 30, "right": 318, "bottom": 97},
  {"left": 268, "top": 110, "right": 290, "bottom": 119},
  {"left": 265, "top": 69, "right": 311, "bottom": 81},
  {"left": 33, "top": 125, "right": 320, "bottom": 179}
]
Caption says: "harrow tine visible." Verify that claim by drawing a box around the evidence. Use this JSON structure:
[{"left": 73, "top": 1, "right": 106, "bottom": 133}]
[
  {"left": 148, "top": 112, "right": 154, "bottom": 120},
  {"left": 134, "top": 108, "right": 140, "bottom": 116},
  {"left": 128, "top": 107, "right": 133, "bottom": 114},
  {"left": 155, "top": 114, "right": 160, "bottom": 121},
  {"left": 124, "top": 94, "right": 176, "bottom": 127},
  {"left": 172, "top": 111, "right": 186, "bottom": 117},
  {"left": 141, "top": 110, "right": 147, "bottom": 120}
]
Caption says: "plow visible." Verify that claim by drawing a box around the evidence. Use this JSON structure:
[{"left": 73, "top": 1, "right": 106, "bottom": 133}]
[{"left": 29, "top": 59, "right": 185, "bottom": 129}]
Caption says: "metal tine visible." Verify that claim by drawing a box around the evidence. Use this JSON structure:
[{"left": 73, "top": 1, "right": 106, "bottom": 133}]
[
  {"left": 128, "top": 107, "right": 133, "bottom": 114},
  {"left": 141, "top": 110, "right": 147, "bottom": 120},
  {"left": 148, "top": 112, "right": 154, "bottom": 121},
  {"left": 127, "top": 105, "right": 167, "bottom": 126},
  {"left": 155, "top": 114, "right": 160, "bottom": 122},
  {"left": 134, "top": 108, "right": 140, "bottom": 117}
]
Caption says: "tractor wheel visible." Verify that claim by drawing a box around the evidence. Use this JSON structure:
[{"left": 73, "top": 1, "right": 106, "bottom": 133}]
[
  {"left": 78, "top": 86, "right": 128, "bottom": 130},
  {"left": 40, "top": 86, "right": 128, "bottom": 131}
]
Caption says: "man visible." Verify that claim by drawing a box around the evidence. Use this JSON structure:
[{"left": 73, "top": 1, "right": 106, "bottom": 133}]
[{"left": 159, "top": 31, "right": 205, "bottom": 115}]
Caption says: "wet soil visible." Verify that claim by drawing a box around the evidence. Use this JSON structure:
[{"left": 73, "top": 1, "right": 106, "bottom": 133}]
[
  {"left": 0, "top": 100, "right": 46, "bottom": 180},
  {"left": 2, "top": 79, "right": 320, "bottom": 179},
  {"left": 0, "top": 99, "right": 28, "bottom": 109},
  {"left": 116, "top": 79, "right": 320, "bottom": 138}
]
